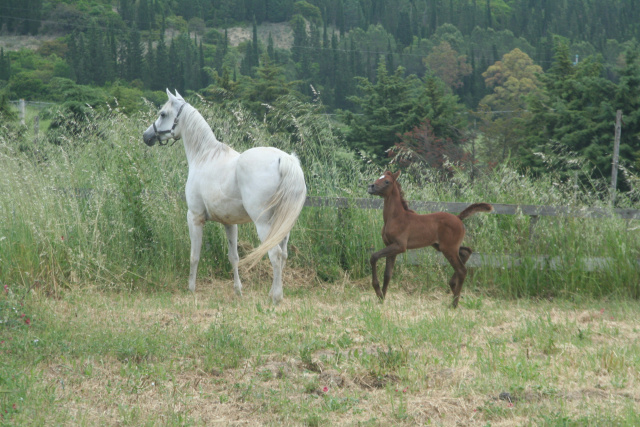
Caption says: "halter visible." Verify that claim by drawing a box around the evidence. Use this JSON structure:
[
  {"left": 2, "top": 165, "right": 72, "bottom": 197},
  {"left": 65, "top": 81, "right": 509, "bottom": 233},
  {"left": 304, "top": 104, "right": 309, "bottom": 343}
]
[{"left": 153, "top": 102, "right": 187, "bottom": 146}]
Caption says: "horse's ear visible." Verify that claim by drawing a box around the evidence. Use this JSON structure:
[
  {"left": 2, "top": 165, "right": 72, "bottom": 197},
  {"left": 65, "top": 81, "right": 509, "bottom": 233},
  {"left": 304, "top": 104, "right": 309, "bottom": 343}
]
[
  {"left": 392, "top": 170, "right": 401, "bottom": 180},
  {"left": 166, "top": 88, "right": 175, "bottom": 101},
  {"left": 174, "top": 90, "right": 185, "bottom": 101}
]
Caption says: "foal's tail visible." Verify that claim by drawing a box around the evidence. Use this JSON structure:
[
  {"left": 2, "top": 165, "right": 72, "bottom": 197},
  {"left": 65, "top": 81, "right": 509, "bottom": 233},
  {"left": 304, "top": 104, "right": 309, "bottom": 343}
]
[
  {"left": 240, "top": 153, "right": 307, "bottom": 269},
  {"left": 458, "top": 203, "right": 494, "bottom": 220}
]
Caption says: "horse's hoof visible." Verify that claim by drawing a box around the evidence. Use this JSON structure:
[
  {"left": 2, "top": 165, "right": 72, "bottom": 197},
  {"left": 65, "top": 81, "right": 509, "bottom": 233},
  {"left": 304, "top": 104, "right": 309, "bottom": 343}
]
[{"left": 270, "top": 292, "right": 283, "bottom": 305}]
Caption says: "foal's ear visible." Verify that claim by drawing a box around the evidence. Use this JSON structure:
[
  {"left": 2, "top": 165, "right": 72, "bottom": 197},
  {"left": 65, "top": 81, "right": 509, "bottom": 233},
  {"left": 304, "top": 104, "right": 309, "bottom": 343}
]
[{"left": 392, "top": 170, "right": 401, "bottom": 180}]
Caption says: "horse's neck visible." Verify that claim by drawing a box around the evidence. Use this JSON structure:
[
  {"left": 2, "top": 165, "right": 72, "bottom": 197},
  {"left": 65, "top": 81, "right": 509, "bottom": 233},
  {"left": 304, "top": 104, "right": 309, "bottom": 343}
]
[
  {"left": 182, "top": 107, "right": 229, "bottom": 165},
  {"left": 382, "top": 186, "right": 406, "bottom": 222}
]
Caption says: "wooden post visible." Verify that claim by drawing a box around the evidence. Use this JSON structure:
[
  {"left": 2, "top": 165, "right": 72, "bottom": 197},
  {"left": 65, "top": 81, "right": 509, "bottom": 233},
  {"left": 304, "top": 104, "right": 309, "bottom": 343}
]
[
  {"left": 610, "top": 109, "right": 622, "bottom": 204},
  {"left": 529, "top": 215, "right": 539, "bottom": 242},
  {"left": 19, "top": 99, "right": 26, "bottom": 125}
]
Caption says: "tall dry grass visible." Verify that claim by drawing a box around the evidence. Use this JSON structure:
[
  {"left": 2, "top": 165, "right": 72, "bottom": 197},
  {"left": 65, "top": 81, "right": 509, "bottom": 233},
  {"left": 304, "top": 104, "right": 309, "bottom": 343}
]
[{"left": 0, "top": 96, "right": 639, "bottom": 299}]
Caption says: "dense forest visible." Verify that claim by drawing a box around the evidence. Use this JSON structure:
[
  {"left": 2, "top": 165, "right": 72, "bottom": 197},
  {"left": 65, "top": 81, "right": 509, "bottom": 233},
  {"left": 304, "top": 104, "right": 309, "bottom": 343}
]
[{"left": 1, "top": 0, "right": 640, "bottom": 193}]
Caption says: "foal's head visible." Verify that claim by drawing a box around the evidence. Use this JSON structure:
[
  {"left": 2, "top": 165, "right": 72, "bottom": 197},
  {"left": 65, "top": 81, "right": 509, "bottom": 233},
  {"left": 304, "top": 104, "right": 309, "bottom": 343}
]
[{"left": 368, "top": 170, "right": 400, "bottom": 197}]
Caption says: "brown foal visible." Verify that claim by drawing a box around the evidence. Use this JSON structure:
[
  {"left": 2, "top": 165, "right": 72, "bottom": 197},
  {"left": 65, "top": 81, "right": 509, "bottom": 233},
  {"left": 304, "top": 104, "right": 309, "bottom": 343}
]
[{"left": 367, "top": 171, "right": 493, "bottom": 308}]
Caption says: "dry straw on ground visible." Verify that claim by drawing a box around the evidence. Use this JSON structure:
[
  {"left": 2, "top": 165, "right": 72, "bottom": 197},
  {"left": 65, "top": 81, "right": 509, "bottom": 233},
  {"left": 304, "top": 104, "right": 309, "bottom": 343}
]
[{"left": 24, "top": 268, "right": 640, "bottom": 425}]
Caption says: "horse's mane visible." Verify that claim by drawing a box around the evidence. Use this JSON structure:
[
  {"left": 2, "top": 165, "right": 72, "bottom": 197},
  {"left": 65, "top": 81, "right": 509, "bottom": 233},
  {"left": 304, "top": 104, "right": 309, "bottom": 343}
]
[
  {"left": 394, "top": 180, "right": 414, "bottom": 212},
  {"left": 181, "top": 104, "right": 230, "bottom": 163}
]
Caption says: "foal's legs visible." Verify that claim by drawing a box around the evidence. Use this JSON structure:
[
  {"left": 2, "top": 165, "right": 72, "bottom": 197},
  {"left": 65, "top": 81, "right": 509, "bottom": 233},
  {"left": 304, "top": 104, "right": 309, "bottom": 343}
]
[
  {"left": 459, "top": 246, "right": 473, "bottom": 265},
  {"left": 382, "top": 255, "right": 397, "bottom": 298},
  {"left": 441, "top": 247, "right": 467, "bottom": 308},
  {"left": 224, "top": 224, "right": 243, "bottom": 296},
  {"left": 370, "top": 244, "right": 403, "bottom": 300},
  {"left": 187, "top": 211, "right": 205, "bottom": 292}
]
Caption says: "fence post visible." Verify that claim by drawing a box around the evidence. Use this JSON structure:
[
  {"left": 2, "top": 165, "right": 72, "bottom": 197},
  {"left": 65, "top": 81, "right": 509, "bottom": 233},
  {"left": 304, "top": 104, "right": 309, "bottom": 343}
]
[
  {"left": 529, "top": 215, "right": 539, "bottom": 242},
  {"left": 19, "top": 99, "right": 26, "bottom": 125},
  {"left": 610, "top": 109, "right": 622, "bottom": 204}
]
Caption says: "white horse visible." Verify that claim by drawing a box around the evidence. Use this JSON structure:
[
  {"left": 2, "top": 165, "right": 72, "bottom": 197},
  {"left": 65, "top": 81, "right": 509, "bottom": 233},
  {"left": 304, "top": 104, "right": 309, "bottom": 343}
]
[{"left": 143, "top": 90, "right": 307, "bottom": 304}]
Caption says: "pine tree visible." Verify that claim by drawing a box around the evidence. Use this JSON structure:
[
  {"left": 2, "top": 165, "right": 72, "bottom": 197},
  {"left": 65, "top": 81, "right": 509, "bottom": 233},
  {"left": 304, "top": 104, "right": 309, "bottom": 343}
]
[{"left": 345, "top": 59, "right": 417, "bottom": 161}]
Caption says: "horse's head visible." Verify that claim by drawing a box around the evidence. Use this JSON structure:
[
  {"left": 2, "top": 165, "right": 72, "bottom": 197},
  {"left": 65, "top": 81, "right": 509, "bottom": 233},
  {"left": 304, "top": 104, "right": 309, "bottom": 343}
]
[
  {"left": 368, "top": 170, "right": 400, "bottom": 196},
  {"left": 143, "top": 89, "right": 188, "bottom": 146}
]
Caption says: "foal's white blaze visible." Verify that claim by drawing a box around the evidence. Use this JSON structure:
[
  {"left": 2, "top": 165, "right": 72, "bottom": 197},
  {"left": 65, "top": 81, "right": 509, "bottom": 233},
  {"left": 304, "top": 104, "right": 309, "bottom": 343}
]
[{"left": 379, "top": 175, "right": 386, "bottom": 180}]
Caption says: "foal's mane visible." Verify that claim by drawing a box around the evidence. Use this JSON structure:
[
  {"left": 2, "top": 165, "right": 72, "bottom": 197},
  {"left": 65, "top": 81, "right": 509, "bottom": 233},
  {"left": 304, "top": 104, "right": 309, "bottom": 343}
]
[
  {"left": 181, "top": 104, "right": 230, "bottom": 163},
  {"left": 393, "top": 179, "right": 414, "bottom": 212}
]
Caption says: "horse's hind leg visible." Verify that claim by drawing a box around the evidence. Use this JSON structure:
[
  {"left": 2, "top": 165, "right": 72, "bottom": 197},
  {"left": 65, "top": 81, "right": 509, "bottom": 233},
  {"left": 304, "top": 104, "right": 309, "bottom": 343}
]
[
  {"left": 255, "top": 222, "right": 287, "bottom": 305},
  {"left": 187, "top": 211, "right": 205, "bottom": 292},
  {"left": 267, "top": 243, "right": 286, "bottom": 305},
  {"left": 279, "top": 233, "right": 290, "bottom": 271},
  {"left": 225, "top": 224, "right": 242, "bottom": 296},
  {"left": 442, "top": 247, "right": 467, "bottom": 308},
  {"left": 268, "top": 233, "right": 290, "bottom": 305},
  {"left": 459, "top": 246, "right": 472, "bottom": 265}
]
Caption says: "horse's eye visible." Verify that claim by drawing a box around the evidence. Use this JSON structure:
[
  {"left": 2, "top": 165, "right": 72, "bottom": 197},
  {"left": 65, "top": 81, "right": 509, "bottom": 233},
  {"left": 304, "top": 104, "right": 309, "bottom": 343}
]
[
  {"left": 385, "top": 180, "right": 389, "bottom": 184},
  {"left": 160, "top": 112, "right": 166, "bottom": 118}
]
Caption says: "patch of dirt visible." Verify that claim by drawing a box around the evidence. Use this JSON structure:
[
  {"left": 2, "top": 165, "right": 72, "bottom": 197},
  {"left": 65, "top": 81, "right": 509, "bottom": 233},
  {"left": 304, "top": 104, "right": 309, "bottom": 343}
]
[
  {"left": 225, "top": 22, "right": 293, "bottom": 49},
  {"left": 353, "top": 372, "right": 400, "bottom": 389},
  {"left": 0, "top": 35, "right": 57, "bottom": 51}
]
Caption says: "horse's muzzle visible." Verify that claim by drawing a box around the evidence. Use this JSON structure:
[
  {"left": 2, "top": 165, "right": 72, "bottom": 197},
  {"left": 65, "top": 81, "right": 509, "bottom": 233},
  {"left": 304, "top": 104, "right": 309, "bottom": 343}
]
[
  {"left": 143, "top": 132, "right": 158, "bottom": 147},
  {"left": 367, "top": 184, "right": 378, "bottom": 195}
]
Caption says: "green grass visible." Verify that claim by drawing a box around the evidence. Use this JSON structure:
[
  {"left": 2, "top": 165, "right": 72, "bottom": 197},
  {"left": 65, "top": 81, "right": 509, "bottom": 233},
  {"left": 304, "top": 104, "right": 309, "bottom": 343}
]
[
  {"left": 1, "top": 96, "right": 640, "bottom": 423},
  {"left": 1, "top": 281, "right": 639, "bottom": 425}
]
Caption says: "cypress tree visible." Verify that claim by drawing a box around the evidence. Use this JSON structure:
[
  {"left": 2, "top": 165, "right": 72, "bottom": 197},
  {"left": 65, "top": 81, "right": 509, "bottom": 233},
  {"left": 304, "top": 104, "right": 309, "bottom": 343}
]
[
  {"left": 154, "top": 34, "right": 170, "bottom": 90},
  {"left": 137, "top": 0, "right": 150, "bottom": 31},
  {"left": 127, "top": 28, "right": 144, "bottom": 82},
  {"left": 199, "top": 39, "right": 207, "bottom": 89},
  {"left": 0, "top": 48, "right": 10, "bottom": 81},
  {"left": 86, "top": 20, "right": 106, "bottom": 85},
  {"left": 144, "top": 38, "right": 155, "bottom": 88}
]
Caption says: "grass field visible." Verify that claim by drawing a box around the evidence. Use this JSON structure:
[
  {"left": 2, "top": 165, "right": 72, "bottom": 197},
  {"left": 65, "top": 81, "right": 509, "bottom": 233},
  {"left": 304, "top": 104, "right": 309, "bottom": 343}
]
[
  {"left": 2, "top": 267, "right": 640, "bottom": 426},
  {"left": 2, "top": 97, "right": 640, "bottom": 425}
]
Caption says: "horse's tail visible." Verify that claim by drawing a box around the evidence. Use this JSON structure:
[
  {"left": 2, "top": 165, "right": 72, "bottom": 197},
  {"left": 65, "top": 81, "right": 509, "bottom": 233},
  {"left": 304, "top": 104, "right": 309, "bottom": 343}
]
[
  {"left": 458, "top": 203, "right": 493, "bottom": 220},
  {"left": 239, "top": 153, "right": 307, "bottom": 269}
]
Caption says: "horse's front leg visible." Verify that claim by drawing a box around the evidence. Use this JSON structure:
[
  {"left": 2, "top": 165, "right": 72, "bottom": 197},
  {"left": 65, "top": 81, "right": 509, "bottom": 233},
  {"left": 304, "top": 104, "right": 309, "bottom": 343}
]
[
  {"left": 187, "top": 211, "right": 205, "bottom": 292},
  {"left": 370, "top": 244, "right": 403, "bottom": 301},
  {"left": 225, "top": 224, "right": 242, "bottom": 296},
  {"left": 370, "top": 251, "right": 384, "bottom": 300},
  {"left": 382, "top": 255, "right": 397, "bottom": 298}
]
